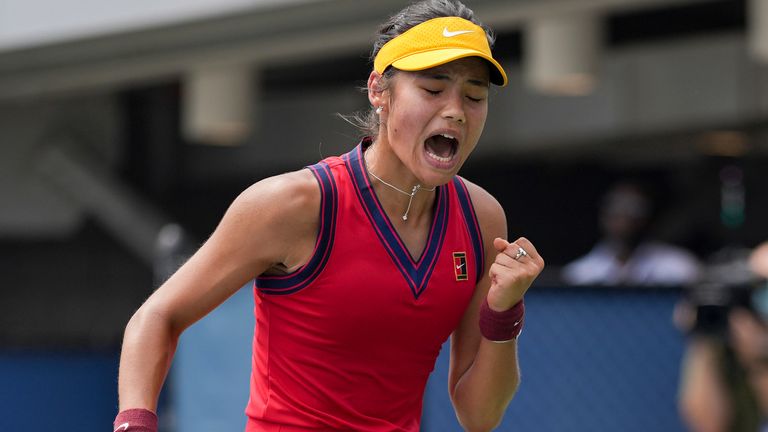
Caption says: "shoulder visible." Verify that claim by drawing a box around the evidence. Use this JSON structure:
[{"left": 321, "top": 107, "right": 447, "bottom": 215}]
[
  {"left": 642, "top": 242, "right": 699, "bottom": 263},
  {"left": 565, "top": 243, "right": 611, "bottom": 266},
  {"left": 149, "top": 168, "right": 323, "bottom": 321},
  {"left": 455, "top": 176, "right": 506, "bottom": 241},
  {"left": 640, "top": 242, "right": 701, "bottom": 271},
  {"left": 626, "top": 242, "right": 701, "bottom": 285},
  {"left": 233, "top": 168, "right": 319, "bottom": 217},
  {"left": 561, "top": 245, "right": 612, "bottom": 284},
  {"left": 223, "top": 168, "right": 321, "bottom": 249}
]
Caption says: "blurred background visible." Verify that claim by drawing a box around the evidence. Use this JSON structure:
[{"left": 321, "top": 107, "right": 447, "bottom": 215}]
[{"left": 2, "top": 0, "right": 768, "bottom": 430}]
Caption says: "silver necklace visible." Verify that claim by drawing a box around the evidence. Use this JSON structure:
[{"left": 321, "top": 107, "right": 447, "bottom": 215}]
[{"left": 367, "top": 168, "right": 436, "bottom": 221}]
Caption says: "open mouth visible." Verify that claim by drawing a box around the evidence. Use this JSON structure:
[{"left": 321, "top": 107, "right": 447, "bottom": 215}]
[{"left": 424, "top": 133, "right": 458, "bottom": 164}]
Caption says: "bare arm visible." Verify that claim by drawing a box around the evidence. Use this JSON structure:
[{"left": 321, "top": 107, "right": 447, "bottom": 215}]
[
  {"left": 448, "top": 179, "right": 545, "bottom": 432},
  {"left": 117, "top": 169, "right": 320, "bottom": 411},
  {"left": 677, "top": 336, "right": 731, "bottom": 432},
  {"left": 750, "top": 241, "right": 768, "bottom": 278}
]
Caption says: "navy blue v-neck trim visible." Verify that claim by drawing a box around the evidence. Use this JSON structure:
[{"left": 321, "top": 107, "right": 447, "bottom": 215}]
[{"left": 345, "top": 143, "right": 449, "bottom": 299}]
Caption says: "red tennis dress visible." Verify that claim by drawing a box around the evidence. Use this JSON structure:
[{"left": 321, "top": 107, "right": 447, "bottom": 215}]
[{"left": 246, "top": 140, "right": 484, "bottom": 431}]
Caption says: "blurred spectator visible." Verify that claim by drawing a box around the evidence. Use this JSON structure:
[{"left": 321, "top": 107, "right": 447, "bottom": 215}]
[
  {"left": 561, "top": 181, "right": 702, "bottom": 286},
  {"left": 676, "top": 241, "right": 768, "bottom": 432}
]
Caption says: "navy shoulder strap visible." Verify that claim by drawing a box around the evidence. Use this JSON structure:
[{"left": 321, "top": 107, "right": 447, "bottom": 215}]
[{"left": 255, "top": 162, "right": 338, "bottom": 295}]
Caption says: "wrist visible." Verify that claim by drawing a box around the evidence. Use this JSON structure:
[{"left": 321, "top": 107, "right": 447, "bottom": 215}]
[
  {"left": 486, "top": 295, "right": 523, "bottom": 312},
  {"left": 479, "top": 297, "right": 525, "bottom": 342},
  {"left": 114, "top": 408, "right": 157, "bottom": 432}
]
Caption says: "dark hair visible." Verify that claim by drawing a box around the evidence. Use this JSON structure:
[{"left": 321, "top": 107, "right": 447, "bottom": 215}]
[{"left": 340, "top": 0, "right": 495, "bottom": 139}]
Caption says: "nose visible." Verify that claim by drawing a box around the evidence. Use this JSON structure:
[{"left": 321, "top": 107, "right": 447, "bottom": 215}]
[{"left": 442, "top": 93, "right": 466, "bottom": 124}]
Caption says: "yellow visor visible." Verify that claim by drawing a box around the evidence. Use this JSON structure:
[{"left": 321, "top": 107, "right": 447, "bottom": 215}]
[{"left": 374, "top": 16, "right": 507, "bottom": 86}]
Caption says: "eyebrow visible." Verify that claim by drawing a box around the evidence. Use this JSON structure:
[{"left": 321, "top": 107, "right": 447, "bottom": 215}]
[{"left": 416, "top": 72, "right": 490, "bottom": 88}]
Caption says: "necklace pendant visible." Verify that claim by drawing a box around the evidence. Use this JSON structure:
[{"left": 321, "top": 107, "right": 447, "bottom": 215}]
[{"left": 402, "top": 214, "right": 408, "bottom": 221}]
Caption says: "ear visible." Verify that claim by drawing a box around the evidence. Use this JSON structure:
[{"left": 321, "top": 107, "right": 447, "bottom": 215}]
[{"left": 367, "top": 70, "right": 387, "bottom": 109}]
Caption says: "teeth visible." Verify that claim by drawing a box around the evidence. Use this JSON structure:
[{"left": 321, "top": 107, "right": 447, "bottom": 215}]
[
  {"left": 440, "top": 133, "right": 455, "bottom": 140},
  {"left": 426, "top": 148, "right": 454, "bottom": 162}
]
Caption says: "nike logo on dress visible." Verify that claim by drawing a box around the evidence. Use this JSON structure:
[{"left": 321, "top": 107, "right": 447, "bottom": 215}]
[
  {"left": 456, "top": 263, "right": 466, "bottom": 270},
  {"left": 114, "top": 423, "right": 129, "bottom": 432},
  {"left": 443, "top": 27, "right": 474, "bottom": 37}
]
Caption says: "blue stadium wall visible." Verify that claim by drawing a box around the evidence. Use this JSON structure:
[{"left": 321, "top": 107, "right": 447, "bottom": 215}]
[{"left": 0, "top": 286, "right": 688, "bottom": 431}]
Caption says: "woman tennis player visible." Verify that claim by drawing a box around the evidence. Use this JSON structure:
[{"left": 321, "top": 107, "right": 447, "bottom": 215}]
[{"left": 115, "top": 1, "right": 544, "bottom": 431}]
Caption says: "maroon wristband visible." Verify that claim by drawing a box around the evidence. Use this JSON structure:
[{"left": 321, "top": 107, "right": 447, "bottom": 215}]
[
  {"left": 479, "top": 298, "right": 525, "bottom": 342},
  {"left": 113, "top": 408, "right": 158, "bottom": 432}
]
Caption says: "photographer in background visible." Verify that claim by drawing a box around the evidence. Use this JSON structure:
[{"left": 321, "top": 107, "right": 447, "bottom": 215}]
[
  {"left": 676, "top": 242, "right": 768, "bottom": 432},
  {"left": 751, "top": 242, "right": 768, "bottom": 278}
]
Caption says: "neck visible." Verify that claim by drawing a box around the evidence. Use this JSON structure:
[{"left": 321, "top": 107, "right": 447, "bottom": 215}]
[{"left": 363, "top": 143, "right": 435, "bottom": 221}]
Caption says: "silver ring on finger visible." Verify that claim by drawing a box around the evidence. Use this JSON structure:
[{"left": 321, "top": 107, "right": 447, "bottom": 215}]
[{"left": 513, "top": 247, "right": 528, "bottom": 261}]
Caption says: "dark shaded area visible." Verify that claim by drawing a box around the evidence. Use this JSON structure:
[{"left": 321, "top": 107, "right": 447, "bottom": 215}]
[
  {"left": 607, "top": 0, "right": 745, "bottom": 46},
  {"left": 0, "top": 221, "right": 153, "bottom": 348}
]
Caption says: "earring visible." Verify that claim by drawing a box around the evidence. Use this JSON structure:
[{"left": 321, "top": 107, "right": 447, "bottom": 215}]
[{"left": 375, "top": 106, "right": 383, "bottom": 114}]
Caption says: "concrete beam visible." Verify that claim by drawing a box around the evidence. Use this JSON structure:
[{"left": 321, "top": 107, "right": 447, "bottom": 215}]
[{"left": 0, "top": 0, "right": 716, "bottom": 101}]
